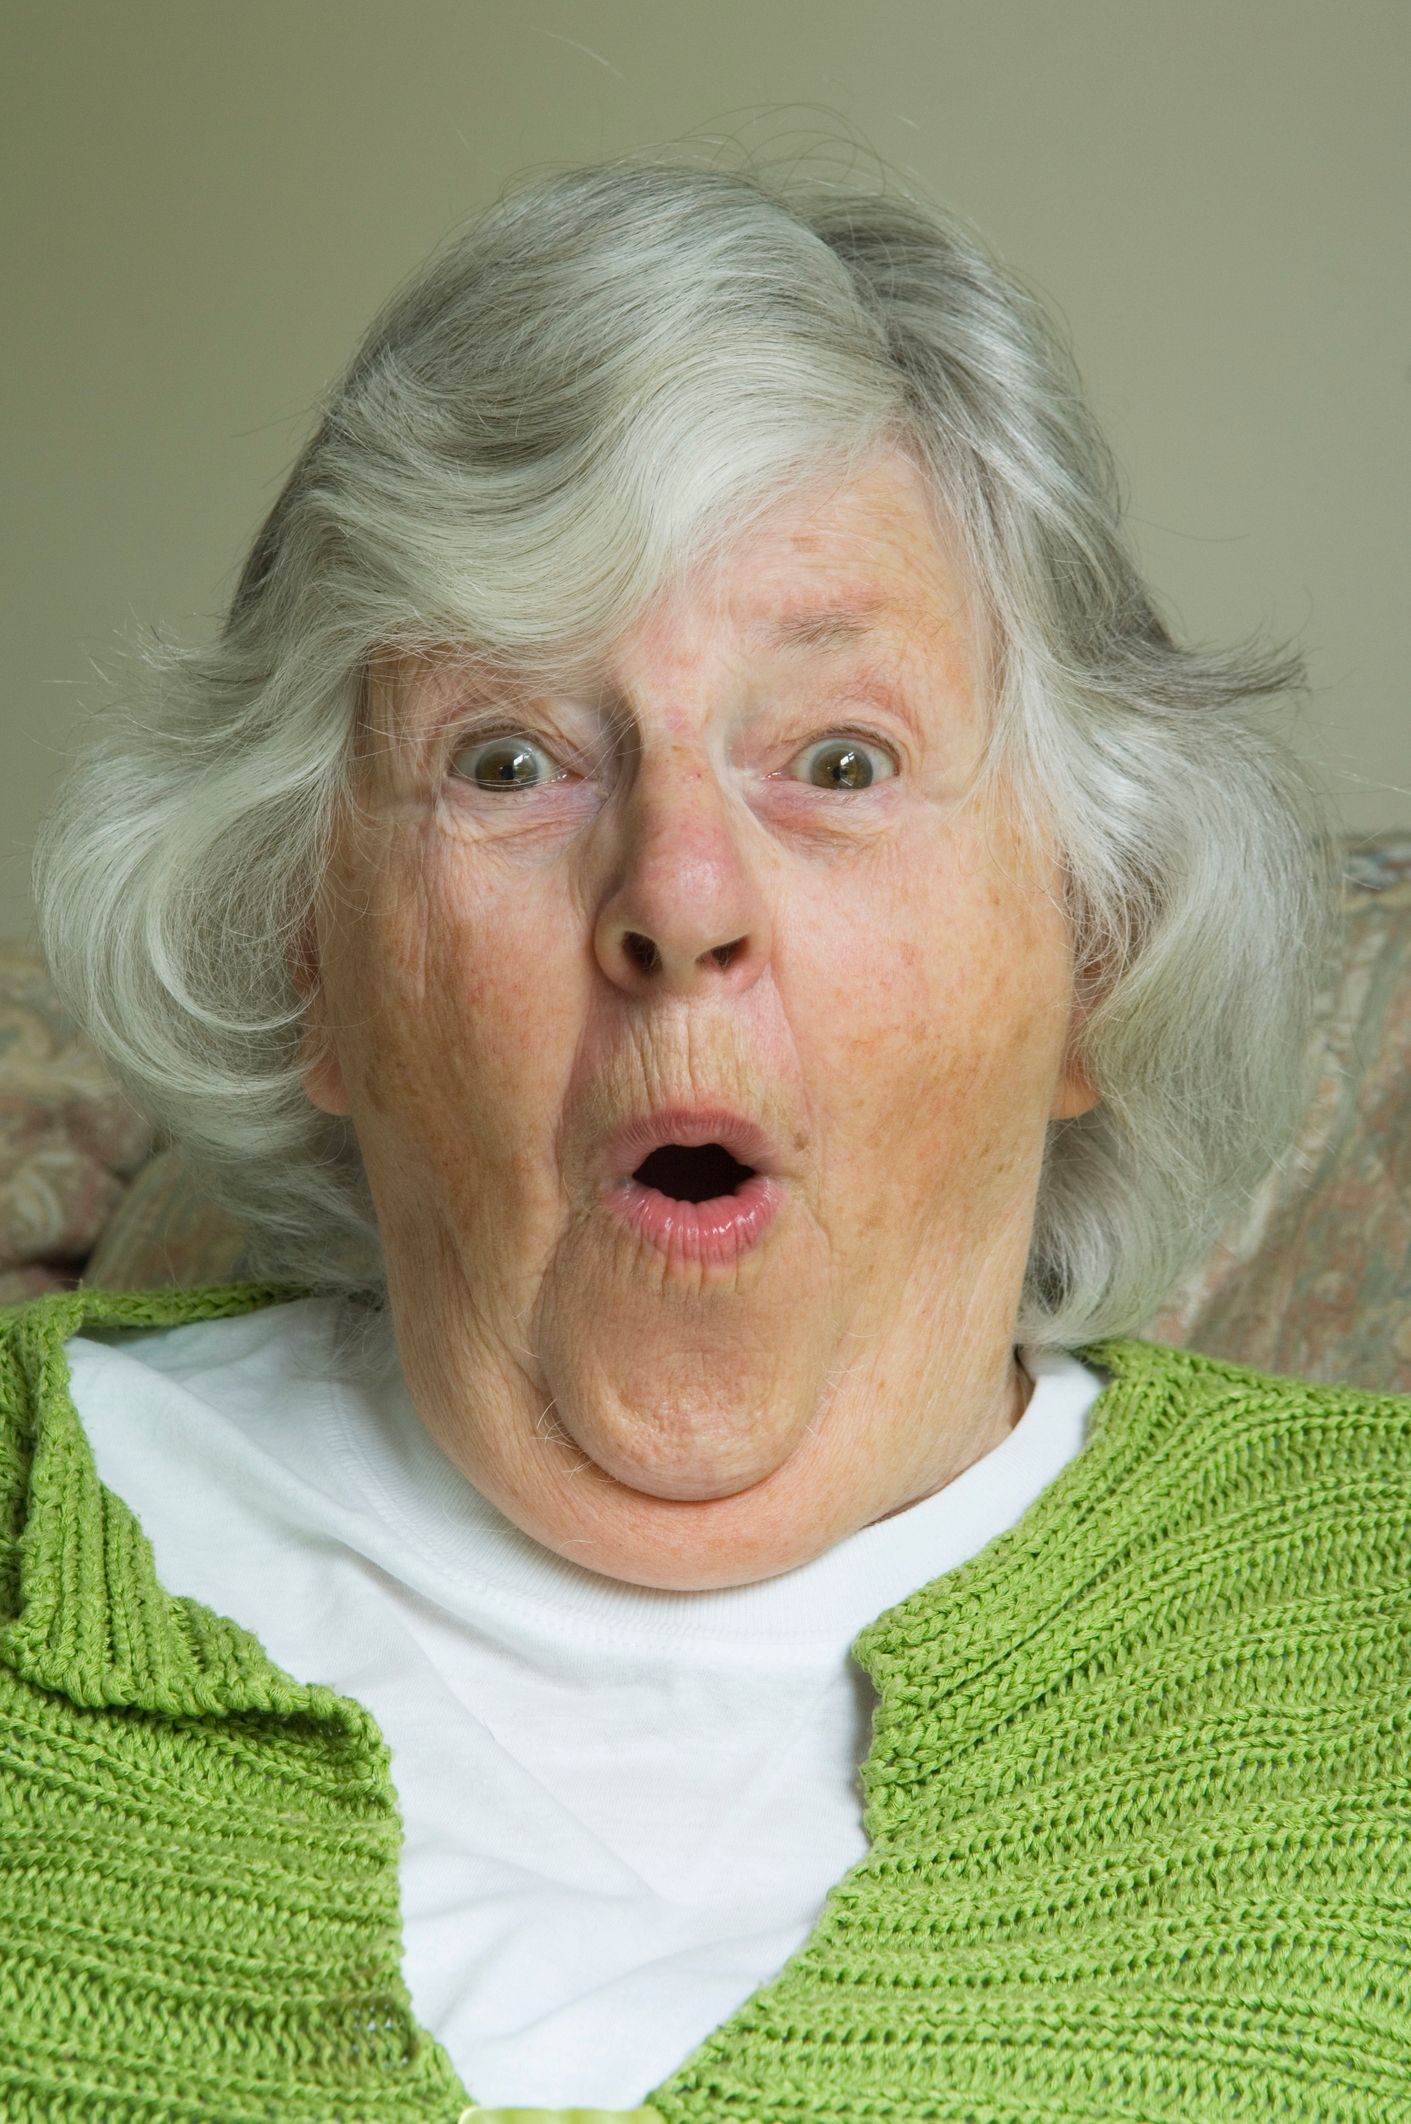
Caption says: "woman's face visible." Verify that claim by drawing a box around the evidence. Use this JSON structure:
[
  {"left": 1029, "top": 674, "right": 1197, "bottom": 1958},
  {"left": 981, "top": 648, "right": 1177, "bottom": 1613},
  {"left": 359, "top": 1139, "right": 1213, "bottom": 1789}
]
[{"left": 300, "top": 449, "right": 1097, "bottom": 1590}]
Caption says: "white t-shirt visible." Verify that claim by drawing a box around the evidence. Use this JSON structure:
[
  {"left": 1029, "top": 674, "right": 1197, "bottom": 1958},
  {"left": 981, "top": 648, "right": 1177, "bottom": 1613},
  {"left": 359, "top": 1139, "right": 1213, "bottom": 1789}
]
[{"left": 66, "top": 1296, "right": 1106, "bottom": 2112}]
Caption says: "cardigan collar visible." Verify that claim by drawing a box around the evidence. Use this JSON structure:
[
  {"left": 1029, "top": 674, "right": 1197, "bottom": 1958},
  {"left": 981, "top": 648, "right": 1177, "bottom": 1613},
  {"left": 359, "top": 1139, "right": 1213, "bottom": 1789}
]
[{"left": 0, "top": 1280, "right": 379, "bottom": 1734}]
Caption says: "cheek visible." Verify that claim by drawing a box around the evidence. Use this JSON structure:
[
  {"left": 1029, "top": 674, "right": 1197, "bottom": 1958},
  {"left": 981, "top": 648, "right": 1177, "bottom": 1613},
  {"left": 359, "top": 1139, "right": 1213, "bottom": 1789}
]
[
  {"left": 331, "top": 837, "right": 569, "bottom": 1170},
  {"left": 802, "top": 850, "right": 1068, "bottom": 1210}
]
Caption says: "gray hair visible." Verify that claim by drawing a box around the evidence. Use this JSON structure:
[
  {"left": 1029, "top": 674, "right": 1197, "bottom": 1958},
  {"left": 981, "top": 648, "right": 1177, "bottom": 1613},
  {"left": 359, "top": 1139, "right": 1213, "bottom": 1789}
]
[{"left": 34, "top": 151, "right": 1340, "bottom": 1348}]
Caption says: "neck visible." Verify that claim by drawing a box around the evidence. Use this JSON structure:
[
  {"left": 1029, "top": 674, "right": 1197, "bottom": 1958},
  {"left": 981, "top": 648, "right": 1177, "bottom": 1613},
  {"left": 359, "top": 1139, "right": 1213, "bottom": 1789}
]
[{"left": 865, "top": 1350, "right": 1032, "bottom": 1528}]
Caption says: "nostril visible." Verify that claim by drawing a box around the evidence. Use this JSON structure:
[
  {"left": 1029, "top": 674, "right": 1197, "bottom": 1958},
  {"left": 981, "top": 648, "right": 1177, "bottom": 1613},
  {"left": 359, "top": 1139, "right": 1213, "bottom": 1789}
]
[{"left": 624, "top": 932, "right": 659, "bottom": 974}]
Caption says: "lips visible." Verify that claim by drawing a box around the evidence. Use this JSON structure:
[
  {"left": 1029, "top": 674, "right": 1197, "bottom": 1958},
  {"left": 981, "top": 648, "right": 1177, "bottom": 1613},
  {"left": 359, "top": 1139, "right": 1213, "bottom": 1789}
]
[
  {"left": 597, "top": 1105, "right": 788, "bottom": 1266},
  {"left": 598, "top": 1105, "right": 782, "bottom": 1188}
]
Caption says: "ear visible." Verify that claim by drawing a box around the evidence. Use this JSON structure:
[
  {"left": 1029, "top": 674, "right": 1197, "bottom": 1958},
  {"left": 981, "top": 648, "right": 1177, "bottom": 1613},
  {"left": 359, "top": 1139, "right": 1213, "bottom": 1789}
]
[
  {"left": 1050, "top": 1050, "right": 1100, "bottom": 1122},
  {"left": 287, "top": 914, "right": 352, "bottom": 1119},
  {"left": 1049, "top": 992, "right": 1100, "bottom": 1123}
]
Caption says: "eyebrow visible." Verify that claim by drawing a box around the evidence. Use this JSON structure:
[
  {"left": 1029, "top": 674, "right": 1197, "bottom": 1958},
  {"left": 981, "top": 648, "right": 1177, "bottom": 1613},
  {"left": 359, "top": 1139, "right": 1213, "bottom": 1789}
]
[{"left": 752, "top": 600, "right": 900, "bottom": 654}]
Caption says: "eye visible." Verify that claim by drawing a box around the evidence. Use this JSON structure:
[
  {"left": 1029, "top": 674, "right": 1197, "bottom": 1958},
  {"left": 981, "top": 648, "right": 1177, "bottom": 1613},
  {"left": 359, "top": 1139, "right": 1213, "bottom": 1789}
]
[
  {"left": 788, "top": 731, "right": 898, "bottom": 793},
  {"left": 449, "top": 732, "right": 563, "bottom": 792}
]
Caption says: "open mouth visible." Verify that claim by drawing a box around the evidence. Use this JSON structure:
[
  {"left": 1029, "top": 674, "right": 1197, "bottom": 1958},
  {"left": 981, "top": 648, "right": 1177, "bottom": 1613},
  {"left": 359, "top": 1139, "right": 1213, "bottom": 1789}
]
[
  {"left": 631, "top": 1141, "right": 757, "bottom": 1203},
  {"left": 609, "top": 1141, "right": 782, "bottom": 1263}
]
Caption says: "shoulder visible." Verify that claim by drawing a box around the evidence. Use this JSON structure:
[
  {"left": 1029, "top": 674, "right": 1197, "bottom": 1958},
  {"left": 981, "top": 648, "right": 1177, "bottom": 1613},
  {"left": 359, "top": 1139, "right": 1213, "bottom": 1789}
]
[
  {"left": 1080, "top": 1331, "right": 1411, "bottom": 1430},
  {"left": 0, "top": 1274, "right": 312, "bottom": 1495},
  {"left": 0, "top": 1281, "right": 308, "bottom": 1344},
  {"left": 0, "top": 1280, "right": 314, "bottom": 1356},
  {"left": 0, "top": 1277, "right": 360, "bottom": 1722},
  {"left": 1075, "top": 1333, "right": 1411, "bottom": 1575}
]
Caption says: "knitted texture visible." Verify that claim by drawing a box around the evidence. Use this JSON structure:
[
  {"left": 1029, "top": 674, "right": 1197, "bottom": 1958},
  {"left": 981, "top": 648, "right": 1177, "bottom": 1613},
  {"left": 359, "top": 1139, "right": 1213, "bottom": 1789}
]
[{"left": 1, "top": 1283, "right": 1408, "bottom": 2122}]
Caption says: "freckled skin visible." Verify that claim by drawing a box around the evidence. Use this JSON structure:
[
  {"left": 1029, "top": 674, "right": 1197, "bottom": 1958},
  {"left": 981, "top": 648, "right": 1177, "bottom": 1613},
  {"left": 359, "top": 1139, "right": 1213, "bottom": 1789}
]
[{"left": 297, "top": 451, "right": 1098, "bottom": 1591}]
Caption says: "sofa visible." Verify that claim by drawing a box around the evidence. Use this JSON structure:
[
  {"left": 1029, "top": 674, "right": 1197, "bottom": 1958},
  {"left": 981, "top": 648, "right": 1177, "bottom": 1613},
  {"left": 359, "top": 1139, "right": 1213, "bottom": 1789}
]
[{"left": 5, "top": 828, "right": 1409, "bottom": 1393}]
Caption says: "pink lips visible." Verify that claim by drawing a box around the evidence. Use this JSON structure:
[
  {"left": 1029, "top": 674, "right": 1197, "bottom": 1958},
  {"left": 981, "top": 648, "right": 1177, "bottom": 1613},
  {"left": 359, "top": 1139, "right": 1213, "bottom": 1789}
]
[{"left": 599, "top": 1104, "right": 786, "bottom": 1267}]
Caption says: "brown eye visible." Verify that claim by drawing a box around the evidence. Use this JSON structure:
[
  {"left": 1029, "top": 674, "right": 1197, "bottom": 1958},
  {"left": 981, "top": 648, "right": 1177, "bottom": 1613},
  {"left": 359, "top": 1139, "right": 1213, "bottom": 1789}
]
[
  {"left": 792, "top": 735, "right": 897, "bottom": 792},
  {"left": 451, "top": 735, "right": 557, "bottom": 791}
]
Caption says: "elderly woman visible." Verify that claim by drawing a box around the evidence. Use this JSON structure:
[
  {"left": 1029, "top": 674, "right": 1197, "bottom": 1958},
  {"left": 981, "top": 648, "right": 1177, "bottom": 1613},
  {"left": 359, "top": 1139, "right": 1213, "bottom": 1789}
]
[{"left": 7, "top": 156, "right": 1408, "bottom": 2122}]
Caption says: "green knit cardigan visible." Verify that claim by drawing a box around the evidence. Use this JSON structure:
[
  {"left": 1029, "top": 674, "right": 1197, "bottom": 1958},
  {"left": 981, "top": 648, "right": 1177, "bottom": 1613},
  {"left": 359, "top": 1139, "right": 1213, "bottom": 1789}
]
[{"left": 1, "top": 1280, "right": 1408, "bottom": 2122}]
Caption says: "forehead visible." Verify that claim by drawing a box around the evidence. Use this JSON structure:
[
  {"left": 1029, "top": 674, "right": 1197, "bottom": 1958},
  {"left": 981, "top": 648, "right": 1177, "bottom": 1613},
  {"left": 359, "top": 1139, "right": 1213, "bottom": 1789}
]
[{"left": 626, "top": 450, "right": 972, "bottom": 671}]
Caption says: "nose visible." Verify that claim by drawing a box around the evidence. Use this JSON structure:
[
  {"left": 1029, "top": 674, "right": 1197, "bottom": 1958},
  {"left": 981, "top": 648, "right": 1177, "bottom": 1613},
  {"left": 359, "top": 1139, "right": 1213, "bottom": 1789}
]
[{"left": 593, "top": 746, "right": 770, "bottom": 998}]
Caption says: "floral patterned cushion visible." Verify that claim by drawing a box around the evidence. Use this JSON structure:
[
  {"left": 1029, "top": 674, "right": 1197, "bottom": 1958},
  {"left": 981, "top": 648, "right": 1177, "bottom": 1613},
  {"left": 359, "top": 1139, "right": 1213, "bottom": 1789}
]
[
  {"left": 0, "top": 947, "right": 154, "bottom": 1305},
  {"left": 81, "top": 1144, "right": 249, "bottom": 1293},
  {"left": 1143, "top": 832, "right": 1411, "bottom": 1392},
  {"left": 4, "top": 830, "right": 1409, "bottom": 1393}
]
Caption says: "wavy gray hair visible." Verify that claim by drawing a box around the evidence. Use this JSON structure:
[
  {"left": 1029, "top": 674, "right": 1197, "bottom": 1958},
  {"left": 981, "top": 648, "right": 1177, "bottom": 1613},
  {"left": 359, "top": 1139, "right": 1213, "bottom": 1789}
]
[{"left": 34, "top": 153, "right": 1339, "bottom": 1348}]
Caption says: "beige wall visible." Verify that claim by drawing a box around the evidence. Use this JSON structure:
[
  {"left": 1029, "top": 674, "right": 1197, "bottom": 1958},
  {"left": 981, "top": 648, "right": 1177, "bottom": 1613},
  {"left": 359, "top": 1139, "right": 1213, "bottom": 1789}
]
[{"left": 4, "top": 0, "right": 1407, "bottom": 945}]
